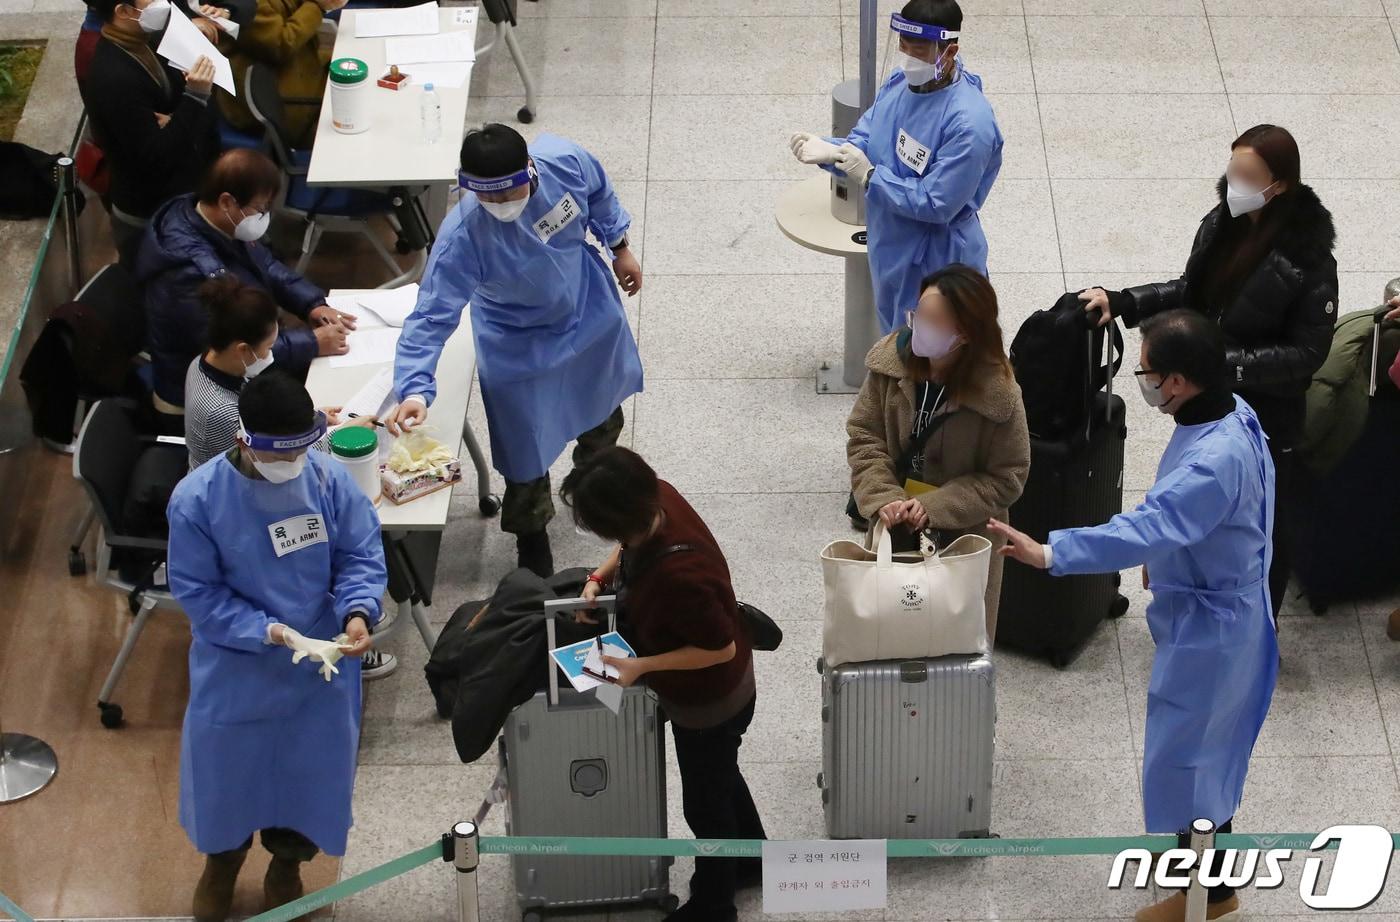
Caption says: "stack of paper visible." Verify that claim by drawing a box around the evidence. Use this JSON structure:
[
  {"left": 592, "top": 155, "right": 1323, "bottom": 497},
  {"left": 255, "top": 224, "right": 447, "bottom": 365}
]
[
  {"left": 156, "top": 10, "right": 236, "bottom": 95},
  {"left": 341, "top": 367, "right": 396, "bottom": 419},
  {"left": 407, "top": 63, "right": 474, "bottom": 89},
  {"left": 385, "top": 30, "right": 476, "bottom": 65},
  {"left": 353, "top": 2, "right": 439, "bottom": 39}
]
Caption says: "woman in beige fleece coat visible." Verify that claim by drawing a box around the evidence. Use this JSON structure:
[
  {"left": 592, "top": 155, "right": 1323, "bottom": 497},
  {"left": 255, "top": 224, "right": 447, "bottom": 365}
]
[{"left": 846, "top": 264, "right": 1030, "bottom": 640}]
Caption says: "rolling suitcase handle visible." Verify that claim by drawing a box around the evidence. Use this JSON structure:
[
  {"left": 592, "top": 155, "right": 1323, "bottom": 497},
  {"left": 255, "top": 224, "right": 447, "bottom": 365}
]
[
  {"left": 1082, "top": 314, "right": 1122, "bottom": 437},
  {"left": 542, "top": 595, "right": 617, "bottom": 706},
  {"left": 1371, "top": 304, "right": 1390, "bottom": 397}
]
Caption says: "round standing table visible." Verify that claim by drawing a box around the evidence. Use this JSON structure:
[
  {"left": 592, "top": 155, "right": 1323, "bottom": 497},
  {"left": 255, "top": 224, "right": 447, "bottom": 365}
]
[{"left": 775, "top": 175, "right": 880, "bottom": 394}]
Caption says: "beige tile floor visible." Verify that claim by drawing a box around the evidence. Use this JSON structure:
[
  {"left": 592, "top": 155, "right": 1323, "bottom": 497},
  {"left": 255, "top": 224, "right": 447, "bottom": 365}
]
[{"left": 6, "top": 0, "right": 1400, "bottom": 920}]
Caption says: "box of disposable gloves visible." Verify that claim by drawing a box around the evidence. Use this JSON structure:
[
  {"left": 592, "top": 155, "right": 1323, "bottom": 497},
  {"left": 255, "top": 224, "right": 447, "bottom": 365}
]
[{"left": 381, "top": 429, "right": 462, "bottom": 505}]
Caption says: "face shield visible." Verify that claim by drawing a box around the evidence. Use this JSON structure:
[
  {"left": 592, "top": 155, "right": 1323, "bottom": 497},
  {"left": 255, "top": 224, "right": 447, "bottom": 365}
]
[
  {"left": 882, "top": 13, "right": 959, "bottom": 88},
  {"left": 238, "top": 411, "right": 327, "bottom": 483},
  {"left": 458, "top": 163, "right": 538, "bottom": 220}
]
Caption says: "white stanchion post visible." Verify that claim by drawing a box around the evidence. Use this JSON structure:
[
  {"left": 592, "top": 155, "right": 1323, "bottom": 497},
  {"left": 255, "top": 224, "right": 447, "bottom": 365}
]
[
  {"left": 452, "top": 821, "right": 481, "bottom": 922},
  {"left": 1184, "top": 818, "right": 1215, "bottom": 922}
]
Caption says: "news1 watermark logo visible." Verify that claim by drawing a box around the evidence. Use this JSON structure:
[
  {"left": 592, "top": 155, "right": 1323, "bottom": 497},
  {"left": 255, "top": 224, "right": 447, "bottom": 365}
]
[{"left": 1108, "top": 825, "right": 1395, "bottom": 910}]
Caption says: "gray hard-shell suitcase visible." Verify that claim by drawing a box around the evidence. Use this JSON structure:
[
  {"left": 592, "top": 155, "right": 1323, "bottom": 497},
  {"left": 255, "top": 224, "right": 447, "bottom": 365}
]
[
  {"left": 499, "top": 595, "right": 677, "bottom": 920},
  {"left": 818, "top": 654, "right": 996, "bottom": 840}
]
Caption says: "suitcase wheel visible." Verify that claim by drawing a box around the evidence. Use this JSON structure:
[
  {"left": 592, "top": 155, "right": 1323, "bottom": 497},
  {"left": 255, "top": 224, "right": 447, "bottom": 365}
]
[
  {"left": 1108, "top": 594, "right": 1129, "bottom": 619},
  {"left": 522, "top": 912, "right": 542, "bottom": 922}
]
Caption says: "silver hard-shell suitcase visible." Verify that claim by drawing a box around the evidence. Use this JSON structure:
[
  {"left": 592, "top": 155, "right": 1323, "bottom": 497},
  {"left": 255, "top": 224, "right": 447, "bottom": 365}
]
[
  {"left": 499, "top": 596, "right": 676, "bottom": 920},
  {"left": 819, "top": 654, "right": 996, "bottom": 840}
]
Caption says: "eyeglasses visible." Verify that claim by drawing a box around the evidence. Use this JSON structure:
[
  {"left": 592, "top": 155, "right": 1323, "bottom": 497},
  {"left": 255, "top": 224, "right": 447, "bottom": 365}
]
[{"left": 1133, "top": 366, "right": 1158, "bottom": 378}]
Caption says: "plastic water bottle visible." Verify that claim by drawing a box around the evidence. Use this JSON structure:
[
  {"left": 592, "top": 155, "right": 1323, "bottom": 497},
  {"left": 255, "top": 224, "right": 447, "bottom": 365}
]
[{"left": 420, "top": 83, "right": 441, "bottom": 144}]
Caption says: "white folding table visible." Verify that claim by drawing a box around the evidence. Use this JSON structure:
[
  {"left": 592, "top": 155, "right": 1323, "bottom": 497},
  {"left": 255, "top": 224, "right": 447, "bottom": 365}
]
[
  {"left": 305, "top": 288, "right": 496, "bottom": 652},
  {"left": 306, "top": 7, "right": 479, "bottom": 287}
]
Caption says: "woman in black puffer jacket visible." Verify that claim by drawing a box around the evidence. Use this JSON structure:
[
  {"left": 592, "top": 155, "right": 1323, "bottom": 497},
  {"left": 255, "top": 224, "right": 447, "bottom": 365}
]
[{"left": 1080, "top": 123, "right": 1337, "bottom": 621}]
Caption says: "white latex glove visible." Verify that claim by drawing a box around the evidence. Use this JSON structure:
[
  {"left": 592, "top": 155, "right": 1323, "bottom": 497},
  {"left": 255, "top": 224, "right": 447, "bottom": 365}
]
[
  {"left": 790, "top": 132, "right": 841, "bottom": 166},
  {"left": 835, "top": 143, "right": 873, "bottom": 185},
  {"left": 281, "top": 627, "right": 351, "bottom": 682}
]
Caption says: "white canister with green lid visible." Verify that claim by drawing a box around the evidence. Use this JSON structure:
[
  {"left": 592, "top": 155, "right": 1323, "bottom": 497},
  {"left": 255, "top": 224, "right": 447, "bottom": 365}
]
[{"left": 328, "top": 57, "right": 370, "bottom": 134}]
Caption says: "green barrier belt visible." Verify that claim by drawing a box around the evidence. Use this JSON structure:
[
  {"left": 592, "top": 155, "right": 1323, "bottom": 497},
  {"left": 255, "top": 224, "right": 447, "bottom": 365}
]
[
  {"left": 243, "top": 841, "right": 442, "bottom": 922},
  {"left": 168, "top": 830, "right": 1397, "bottom": 922},
  {"left": 0, "top": 890, "right": 35, "bottom": 922}
]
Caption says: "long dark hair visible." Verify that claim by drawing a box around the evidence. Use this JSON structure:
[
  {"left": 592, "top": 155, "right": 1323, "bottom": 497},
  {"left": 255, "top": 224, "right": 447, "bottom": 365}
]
[
  {"left": 908, "top": 265, "right": 1011, "bottom": 401},
  {"left": 1203, "top": 124, "right": 1302, "bottom": 306}
]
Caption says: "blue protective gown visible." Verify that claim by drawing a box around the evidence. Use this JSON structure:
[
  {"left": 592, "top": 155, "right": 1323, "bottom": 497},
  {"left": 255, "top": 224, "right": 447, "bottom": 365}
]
[
  {"left": 167, "top": 451, "right": 387, "bottom": 856},
  {"left": 827, "top": 63, "right": 1003, "bottom": 334},
  {"left": 1048, "top": 397, "right": 1279, "bottom": 833},
  {"left": 393, "top": 134, "right": 643, "bottom": 483}
]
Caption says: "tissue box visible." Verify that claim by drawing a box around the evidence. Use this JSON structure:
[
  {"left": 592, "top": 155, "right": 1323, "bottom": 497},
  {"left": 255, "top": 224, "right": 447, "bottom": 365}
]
[{"left": 380, "top": 459, "right": 462, "bottom": 505}]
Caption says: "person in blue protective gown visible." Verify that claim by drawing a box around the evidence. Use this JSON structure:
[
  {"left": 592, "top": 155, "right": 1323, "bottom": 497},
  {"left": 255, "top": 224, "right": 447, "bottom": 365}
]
[
  {"left": 990, "top": 310, "right": 1278, "bottom": 922},
  {"left": 386, "top": 123, "right": 643, "bottom": 578},
  {"left": 166, "top": 371, "right": 387, "bottom": 922},
  {"left": 789, "top": 0, "right": 1003, "bottom": 335}
]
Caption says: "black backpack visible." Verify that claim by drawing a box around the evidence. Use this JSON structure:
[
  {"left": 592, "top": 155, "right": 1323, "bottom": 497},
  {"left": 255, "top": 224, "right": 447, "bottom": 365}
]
[
  {"left": 1010, "top": 292, "right": 1123, "bottom": 443},
  {"left": 0, "top": 141, "right": 61, "bottom": 219}
]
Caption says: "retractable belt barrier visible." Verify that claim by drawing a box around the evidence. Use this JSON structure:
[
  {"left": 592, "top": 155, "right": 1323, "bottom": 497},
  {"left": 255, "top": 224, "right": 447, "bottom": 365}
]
[{"left": 0, "top": 831, "right": 1374, "bottom": 922}]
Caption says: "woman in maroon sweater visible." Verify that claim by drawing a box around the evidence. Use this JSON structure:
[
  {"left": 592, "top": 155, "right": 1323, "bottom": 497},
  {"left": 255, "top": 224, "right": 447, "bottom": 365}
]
[{"left": 563, "top": 447, "right": 765, "bottom": 922}]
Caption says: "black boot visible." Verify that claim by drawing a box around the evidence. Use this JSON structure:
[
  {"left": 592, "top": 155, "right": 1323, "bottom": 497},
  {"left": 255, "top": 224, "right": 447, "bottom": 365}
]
[{"left": 516, "top": 530, "right": 553, "bottom": 578}]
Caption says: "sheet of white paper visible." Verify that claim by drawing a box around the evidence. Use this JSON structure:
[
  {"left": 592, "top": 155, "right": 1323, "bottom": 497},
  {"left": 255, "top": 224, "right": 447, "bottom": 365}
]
[
  {"left": 451, "top": 6, "right": 476, "bottom": 25},
  {"left": 327, "top": 327, "right": 401, "bottom": 368},
  {"left": 385, "top": 30, "right": 476, "bottom": 65},
  {"left": 406, "top": 62, "right": 473, "bottom": 89},
  {"left": 324, "top": 293, "right": 379, "bottom": 326},
  {"left": 341, "top": 367, "right": 395, "bottom": 419},
  {"left": 353, "top": 284, "right": 419, "bottom": 328},
  {"left": 762, "top": 840, "right": 887, "bottom": 915},
  {"left": 185, "top": 1, "right": 240, "bottom": 38},
  {"left": 593, "top": 679, "right": 624, "bottom": 715},
  {"left": 353, "top": 2, "right": 439, "bottom": 38},
  {"left": 156, "top": 9, "right": 236, "bottom": 95}
]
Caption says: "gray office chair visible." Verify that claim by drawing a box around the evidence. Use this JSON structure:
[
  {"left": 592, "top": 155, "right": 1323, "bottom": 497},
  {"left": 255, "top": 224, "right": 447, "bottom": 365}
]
[
  {"left": 73, "top": 398, "right": 186, "bottom": 729},
  {"left": 242, "top": 64, "right": 431, "bottom": 288}
]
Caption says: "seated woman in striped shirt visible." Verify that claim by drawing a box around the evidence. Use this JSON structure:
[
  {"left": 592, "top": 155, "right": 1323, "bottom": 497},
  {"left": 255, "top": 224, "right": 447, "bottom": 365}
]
[{"left": 184, "top": 276, "right": 374, "bottom": 468}]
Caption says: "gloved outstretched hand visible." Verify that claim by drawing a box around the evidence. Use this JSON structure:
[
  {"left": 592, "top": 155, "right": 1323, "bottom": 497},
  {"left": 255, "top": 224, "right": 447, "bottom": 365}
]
[
  {"left": 835, "top": 144, "right": 873, "bottom": 185},
  {"left": 280, "top": 626, "right": 351, "bottom": 682},
  {"left": 789, "top": 132, "right": 841, "bottom": 166}
]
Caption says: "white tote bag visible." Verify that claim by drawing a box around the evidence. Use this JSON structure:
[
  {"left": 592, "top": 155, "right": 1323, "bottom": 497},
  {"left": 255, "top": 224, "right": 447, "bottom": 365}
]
[{"left": 820, "top": 524, "right": 992, "bottom": 668}]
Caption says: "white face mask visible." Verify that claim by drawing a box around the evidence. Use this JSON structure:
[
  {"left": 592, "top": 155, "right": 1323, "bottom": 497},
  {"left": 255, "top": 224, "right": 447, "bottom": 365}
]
[
  {"left": 1225, "top": 178, "right": 1277, "bottom": 219},
  {"left": 137, "top": 0, "right": 171, "bottom": 32},
  {"left": 242, "top": 345, "right": 274, "bottom": 379},
  {"left": 251, "top": 453, "right": 307, "bottom": 483},
  {"left": 230, "top": 207, "right": 271, "bottom": 242},
  {"left": 1136, "top": 371, "right": 1171, "bottom": 411},
  {"left": 897, "top": 47, "right": 948, "bottom": 86},
  {"left": 480, "top": 192, "right": 530, "bottom": 223}
]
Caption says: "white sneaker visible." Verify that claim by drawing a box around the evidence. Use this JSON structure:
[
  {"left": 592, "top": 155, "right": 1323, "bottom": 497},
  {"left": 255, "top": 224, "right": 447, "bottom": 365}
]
[{"left": 362, "top": 649, "right": 398, "bottom": 680}]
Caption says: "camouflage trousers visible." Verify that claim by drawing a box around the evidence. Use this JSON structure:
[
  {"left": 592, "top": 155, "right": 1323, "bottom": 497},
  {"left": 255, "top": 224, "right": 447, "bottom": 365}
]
[{"left": 500, "top": 406, "right": 626, "bottom": 536}]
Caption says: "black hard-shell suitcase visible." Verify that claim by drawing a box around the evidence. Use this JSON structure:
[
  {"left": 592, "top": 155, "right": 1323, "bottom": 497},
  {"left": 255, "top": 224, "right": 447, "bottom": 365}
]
[
  {"left": 996, "top": 391, "right": 1130, "bottom": 665},
  {"left": 1292, "top": 309, "right": 1400, "bottom": 612}
]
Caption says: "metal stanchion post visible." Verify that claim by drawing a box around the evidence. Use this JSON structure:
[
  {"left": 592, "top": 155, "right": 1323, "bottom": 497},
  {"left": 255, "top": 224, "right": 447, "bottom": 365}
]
[
  {"left": 56, "top": 156, "right": 82, "bottom": 292},
  {"left": 1184, "top": 818, "right": 1215, "bottom": 922},
  {"left": 0, "top": 715, "right": 58, "bottom": 803},
  {"left": 452, "top": 820, "right": 481, "bottom": 922}
]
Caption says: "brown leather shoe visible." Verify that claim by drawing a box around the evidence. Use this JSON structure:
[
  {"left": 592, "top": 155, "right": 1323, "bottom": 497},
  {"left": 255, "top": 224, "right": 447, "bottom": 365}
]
[
  {"left": 192, "top": 850, "right": 248, "bottom": 922},
  {"left": 1134, "top": 892, "right": 1240, "bottom": 921},
  {"left": 263, "top": 857, "right": 305, "bottom": 912},
  {"left": 1387, "top": 607, "right": 1400, "bottom": 641}
]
